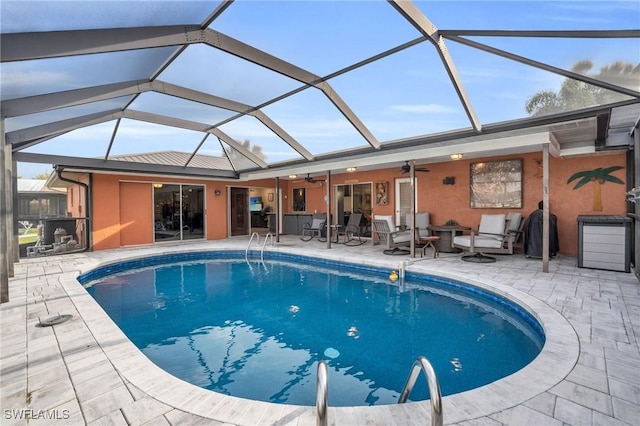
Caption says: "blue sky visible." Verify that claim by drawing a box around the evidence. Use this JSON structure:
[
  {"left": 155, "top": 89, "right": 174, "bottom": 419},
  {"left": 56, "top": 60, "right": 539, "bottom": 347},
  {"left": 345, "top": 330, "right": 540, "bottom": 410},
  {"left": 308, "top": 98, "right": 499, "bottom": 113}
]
[{"left": 1, "top": 0, "right": 638, "bottom": 178}]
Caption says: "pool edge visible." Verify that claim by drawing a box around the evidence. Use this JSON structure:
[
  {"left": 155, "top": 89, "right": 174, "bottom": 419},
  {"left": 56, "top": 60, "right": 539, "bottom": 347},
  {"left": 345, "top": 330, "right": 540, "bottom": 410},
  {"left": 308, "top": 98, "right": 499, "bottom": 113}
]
[{"left": 63, "top": 244, "right": 579, "bottom": 425}]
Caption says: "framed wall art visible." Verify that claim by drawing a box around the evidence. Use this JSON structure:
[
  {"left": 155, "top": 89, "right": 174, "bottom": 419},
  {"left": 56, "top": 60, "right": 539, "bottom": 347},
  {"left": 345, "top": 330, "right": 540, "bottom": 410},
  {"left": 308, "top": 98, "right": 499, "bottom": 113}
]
[
  {"left": 375, "top": 181, "right": 388, "bottom": 205},
  {"left": 470, "top": 159, "right": 522, "bottom": 208}
]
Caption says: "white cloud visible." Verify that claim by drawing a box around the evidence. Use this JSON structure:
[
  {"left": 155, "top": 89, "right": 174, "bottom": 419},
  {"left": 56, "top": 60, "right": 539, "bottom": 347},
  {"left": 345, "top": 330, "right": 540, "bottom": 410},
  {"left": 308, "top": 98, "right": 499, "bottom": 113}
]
[{"left": 1, "top": 70, "right": 72, "bottom": 99}]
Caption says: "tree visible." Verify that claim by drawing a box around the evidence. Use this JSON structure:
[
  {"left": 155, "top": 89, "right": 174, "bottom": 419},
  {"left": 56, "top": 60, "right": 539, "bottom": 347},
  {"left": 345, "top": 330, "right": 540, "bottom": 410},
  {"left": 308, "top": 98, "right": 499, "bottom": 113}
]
[
  {"left": 33, "top": 171, "right": 52, "bottom": 180},
  {"left": 224, "top": 139, "right": 267, "bottom": 167},
  {"left": 525, "top": 60, "right": 639, "bottom": 117},
  {"left": 567, "top": 166, "right": 624, "bottom": 211}
]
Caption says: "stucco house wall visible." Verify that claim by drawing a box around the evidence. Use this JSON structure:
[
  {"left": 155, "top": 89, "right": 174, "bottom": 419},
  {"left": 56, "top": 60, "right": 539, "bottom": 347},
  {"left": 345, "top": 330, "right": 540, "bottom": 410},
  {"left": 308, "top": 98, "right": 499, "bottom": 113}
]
[{"left": 71, "top": 152, "right": 628, "bottom": 255}]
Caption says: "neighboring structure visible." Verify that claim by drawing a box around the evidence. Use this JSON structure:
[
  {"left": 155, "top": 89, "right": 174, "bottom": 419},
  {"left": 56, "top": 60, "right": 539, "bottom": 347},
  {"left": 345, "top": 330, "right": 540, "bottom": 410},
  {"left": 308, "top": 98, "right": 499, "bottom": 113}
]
[{"left": 16, "top": 179, "right": 67, "bottom": 223}]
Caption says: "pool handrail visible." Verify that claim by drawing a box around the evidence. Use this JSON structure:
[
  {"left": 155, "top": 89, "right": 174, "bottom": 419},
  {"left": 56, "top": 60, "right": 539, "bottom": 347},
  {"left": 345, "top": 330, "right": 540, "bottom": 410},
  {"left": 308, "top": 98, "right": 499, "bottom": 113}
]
[
  {"left": 260, "top": 232, "right": 274, "bottom": 264},
  {"left": 398, "top": 356, "right": 443, "bottom": 426},
  {"left": 316, "top": 360, "right": 328, "bottom": 426},
  {"left": 245, "top": 232, "right": 260, "bottom": 261}
]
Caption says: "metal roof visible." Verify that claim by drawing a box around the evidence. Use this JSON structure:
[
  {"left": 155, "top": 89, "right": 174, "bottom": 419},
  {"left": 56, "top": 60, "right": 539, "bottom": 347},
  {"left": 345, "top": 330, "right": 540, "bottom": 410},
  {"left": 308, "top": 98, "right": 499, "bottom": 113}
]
[
  {"left": 1, "top": 1, "right": 639, "bottom": 180},
  {"left": 17, "top": 178, "right": 65, "bottom": 193}
]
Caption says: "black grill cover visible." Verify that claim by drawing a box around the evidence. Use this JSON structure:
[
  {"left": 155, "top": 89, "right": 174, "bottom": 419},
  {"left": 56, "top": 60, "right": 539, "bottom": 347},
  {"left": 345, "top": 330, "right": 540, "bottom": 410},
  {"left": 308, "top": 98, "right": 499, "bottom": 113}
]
[{"left": 524, "top": 208, "right": 559, "bottom": 258}]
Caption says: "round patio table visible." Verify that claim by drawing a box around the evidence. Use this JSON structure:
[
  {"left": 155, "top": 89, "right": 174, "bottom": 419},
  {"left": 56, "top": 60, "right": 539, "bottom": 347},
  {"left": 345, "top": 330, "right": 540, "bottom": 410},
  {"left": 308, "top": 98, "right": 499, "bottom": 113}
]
[{"left": 427, "top": 224, "right": 471, "bottom": 253}]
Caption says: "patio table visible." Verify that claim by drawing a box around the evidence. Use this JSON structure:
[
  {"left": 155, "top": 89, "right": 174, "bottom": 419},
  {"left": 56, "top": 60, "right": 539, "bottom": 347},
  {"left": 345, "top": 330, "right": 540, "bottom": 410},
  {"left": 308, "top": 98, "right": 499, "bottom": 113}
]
[{"left": 427, "top": 225, "right": 471, "bottom": 253}]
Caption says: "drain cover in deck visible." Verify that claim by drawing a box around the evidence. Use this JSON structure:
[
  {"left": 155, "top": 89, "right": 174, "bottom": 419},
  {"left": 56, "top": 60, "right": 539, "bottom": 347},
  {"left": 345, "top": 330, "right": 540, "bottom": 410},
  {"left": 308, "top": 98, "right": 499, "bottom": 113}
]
[{"left": 37, "top": 314, "right": 73, "bottom": 327}]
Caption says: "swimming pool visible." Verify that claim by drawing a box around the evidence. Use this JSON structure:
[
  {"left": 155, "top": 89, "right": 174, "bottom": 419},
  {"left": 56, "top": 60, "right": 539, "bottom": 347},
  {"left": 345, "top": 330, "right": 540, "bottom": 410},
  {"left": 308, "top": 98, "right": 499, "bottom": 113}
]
[{"left": 80, "top": 251, "right": 544, "bottom": 407}]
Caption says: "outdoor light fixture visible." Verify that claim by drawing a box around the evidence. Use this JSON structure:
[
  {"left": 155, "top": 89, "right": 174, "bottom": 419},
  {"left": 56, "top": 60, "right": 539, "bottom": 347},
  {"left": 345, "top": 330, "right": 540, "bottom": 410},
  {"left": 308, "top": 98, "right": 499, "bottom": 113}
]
[
  {"left": 153, "top": 183, "right": 163, "bottom": 189},
  {"left": 346, "top": 167, "right": 357, "bottom": 172},
  {"left": 214, "top": 189, "right": 221, "bottom": 196},
  {"left": 289, "top": 174, "right": 297, "bottom": 179},
  {"left": 450, "top": 154, "right": 463, "bottom": 160}
]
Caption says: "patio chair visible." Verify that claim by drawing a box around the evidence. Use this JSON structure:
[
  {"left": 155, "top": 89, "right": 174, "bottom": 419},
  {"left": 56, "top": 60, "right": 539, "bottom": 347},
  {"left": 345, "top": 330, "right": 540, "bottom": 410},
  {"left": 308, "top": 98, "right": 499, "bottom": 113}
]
[
  {"left": 339, "top": 213, "right": 366, "bottom": 246},
  {"left": 506, "top": 212, "right": 525, "bottom": 251},
  {"left": 300, "top": 215, "right": 326, "bottom": 242},
  {"left": 406, "top": 212, "right": 430, "bottom": 239},
  {"left": 372, "top": 216, "right": 412, "bottom": 254},
  {"left": 452, "top": 213, "right": 514, "bottom": 262}
]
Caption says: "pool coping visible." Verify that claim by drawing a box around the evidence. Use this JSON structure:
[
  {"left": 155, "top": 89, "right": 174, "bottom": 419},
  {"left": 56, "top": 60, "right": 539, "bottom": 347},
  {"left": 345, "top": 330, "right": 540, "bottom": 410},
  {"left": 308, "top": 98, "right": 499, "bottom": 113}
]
[{"left": 60, "top": 244, "right": 579, "bottom": 425}]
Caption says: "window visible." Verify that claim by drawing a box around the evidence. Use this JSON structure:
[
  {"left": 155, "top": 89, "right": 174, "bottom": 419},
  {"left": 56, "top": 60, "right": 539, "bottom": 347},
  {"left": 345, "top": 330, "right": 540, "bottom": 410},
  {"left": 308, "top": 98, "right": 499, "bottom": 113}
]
[{"left": 293, "top": 188, "right": 306, "bottom": 212}]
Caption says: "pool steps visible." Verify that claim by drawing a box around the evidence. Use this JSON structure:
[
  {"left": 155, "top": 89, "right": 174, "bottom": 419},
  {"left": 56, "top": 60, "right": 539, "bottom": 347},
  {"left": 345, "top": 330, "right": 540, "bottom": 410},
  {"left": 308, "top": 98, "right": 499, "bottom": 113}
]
[
  {"left": 246, "top": 232, "right": 275, "bottom": 265},
  {"left": 398, "top": 356, "right": 443, "bottom": 426},
  {"left": 316, "top": 355, "right": 443, "bottom": 426}
]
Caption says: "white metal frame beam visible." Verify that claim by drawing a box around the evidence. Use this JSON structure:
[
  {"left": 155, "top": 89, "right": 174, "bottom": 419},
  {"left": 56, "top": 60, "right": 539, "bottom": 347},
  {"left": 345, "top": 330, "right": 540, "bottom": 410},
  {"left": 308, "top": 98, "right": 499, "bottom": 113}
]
[
  {"left": 445, "top": 35, "right": 640, "bottom": 98},
  {"left": 12, "top": 152, "right": 239, "bottom": 179},
  {"left": 1, "top": 80, "right": 314, "bottom": 161},
  {"left": 2, "top": 26, "right": 380, "bottom": 151},
  {"left": 6, "top": 108, "right": 268, "bottom": 169},
  {"left": 388, "top": 0, "right": 482, "bottom": 132}
]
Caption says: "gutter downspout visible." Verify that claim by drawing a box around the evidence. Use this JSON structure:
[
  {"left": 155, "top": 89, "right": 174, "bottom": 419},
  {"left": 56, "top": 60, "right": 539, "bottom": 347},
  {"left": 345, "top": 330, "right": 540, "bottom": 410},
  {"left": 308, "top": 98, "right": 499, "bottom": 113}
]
[{"left": 56, "top": 166, "right": 91, "bottom": 252}]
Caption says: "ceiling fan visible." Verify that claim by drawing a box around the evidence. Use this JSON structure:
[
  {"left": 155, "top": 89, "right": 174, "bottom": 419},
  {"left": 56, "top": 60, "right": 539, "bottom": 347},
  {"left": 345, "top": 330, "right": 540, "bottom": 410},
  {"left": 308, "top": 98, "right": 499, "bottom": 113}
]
[
  {"left": 401, "top": 161, "right": 429, "bottom": 174},
  {"left": 304, "top": 173, "right": 319, "bottom": 183}
]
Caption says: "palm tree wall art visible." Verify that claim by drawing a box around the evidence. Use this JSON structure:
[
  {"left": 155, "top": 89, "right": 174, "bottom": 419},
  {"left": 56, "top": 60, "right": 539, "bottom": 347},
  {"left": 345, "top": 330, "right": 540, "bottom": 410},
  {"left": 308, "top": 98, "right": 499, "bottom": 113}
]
[{"left": 567, "top": 166, "right": 624, "bottom": 211}]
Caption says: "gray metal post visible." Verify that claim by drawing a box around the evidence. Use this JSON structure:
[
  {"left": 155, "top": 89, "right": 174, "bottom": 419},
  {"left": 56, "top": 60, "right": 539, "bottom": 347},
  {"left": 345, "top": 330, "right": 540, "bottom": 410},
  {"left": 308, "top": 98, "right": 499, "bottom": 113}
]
[
  {"left": 5, "top": 145, "right": 15, "bottom": 277},
  {"left": 410, "top": 160, "right": 416, "bottom": 258},
  {"left": 1, "top": 119, "right": 9, "bottom": 302},
  {"left": 542, "top": 144, "right": 550, "bottom": 273},
  {"left": 11, "top": 159, "right": 19, "bottom": 265},
  {"left": 275, "top": 177, "right": 280, "bottom": 243},
  {"left": 634, "top": 123, "right": 640, "bottom": 281},
  {"left": 326, "top": 171, "right": 331, "bottom": 249}
]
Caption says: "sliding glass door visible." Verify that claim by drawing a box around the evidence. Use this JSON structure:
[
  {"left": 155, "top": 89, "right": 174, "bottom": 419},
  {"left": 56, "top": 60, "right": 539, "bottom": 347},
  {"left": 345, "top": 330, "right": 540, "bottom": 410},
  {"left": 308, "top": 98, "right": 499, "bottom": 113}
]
[
  {"left": 334, "top": 183, "right": 372, "bottom": 237},
  {"left": 153, "top": 184, "right": 204, "bottom": 242}
]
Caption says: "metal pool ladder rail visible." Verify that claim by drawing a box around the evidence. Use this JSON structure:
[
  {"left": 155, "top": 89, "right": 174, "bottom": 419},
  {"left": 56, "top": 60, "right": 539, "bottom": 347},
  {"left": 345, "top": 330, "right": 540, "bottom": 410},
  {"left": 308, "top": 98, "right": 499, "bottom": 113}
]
[
  {"left": 398, "top": 356, "right": 443, "bottom": 426},
  {"left": 316, "top": 360, "right": 328, "bottom": 426},
  {"left": 260, "top": 232, "right": 274, "bottom": 263},
  {"left": 245, "top": 232, "right": 260, "bottom": 261}
]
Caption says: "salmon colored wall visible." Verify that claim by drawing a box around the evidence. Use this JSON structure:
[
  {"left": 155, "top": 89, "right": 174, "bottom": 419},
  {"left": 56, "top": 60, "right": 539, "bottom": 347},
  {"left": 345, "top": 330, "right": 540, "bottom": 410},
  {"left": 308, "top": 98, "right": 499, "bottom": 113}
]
[
  {"left": 80, "top": 151, "right": 627, "bottom": 255},
  {"left": 119, "top": 182, "right": 153, "bottom": 246},
  {"left": 88, "top": 175, "right": 230, "bottom": 250},
  {"left": 206, "top": 183, "right": 228, "bottom": 240},
  {"left": 349, "top": 152, "right": 625, "bottom": 256},
  {"left": 548, "top": 154, "right": 627, "bottom": 255},
  {"left": 277, "top": 152, "right": 627, "bottom": 255},
  {"left": 92, "top": 175, "right": 122, "bottom": 250},
  {"left": 66, "top": 184, "right": 84, "bottom": 218}
]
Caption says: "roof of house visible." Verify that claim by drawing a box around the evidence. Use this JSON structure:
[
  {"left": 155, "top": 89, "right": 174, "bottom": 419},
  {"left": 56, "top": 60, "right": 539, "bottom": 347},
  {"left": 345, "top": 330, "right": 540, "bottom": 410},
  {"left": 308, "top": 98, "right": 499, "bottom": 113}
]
[{"left": 108, "top": 151, "right": 234, "bottom": 171}]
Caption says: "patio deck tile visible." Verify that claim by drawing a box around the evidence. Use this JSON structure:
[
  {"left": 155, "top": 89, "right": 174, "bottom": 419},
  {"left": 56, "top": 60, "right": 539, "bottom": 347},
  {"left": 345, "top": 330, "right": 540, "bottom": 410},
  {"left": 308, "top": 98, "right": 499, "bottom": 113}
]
[{"left": 489, "top": 404, "right": 562, "bottom": 426}]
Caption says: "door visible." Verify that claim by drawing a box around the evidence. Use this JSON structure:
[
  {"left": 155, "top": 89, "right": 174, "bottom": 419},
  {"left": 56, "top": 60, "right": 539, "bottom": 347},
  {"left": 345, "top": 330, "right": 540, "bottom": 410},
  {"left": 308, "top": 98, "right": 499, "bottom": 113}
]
[
  {"left": 395, "top": 178, "right": 415, "bottom": 228},
  {"left": 182, "top": 185, "right": 205, "bottom": 240},
  {"left": 230, "top": 187, "right": 249, "bottom": 236},
  {"left": 153, "top": 184, "right": 181, "bottom": 242},
  {"left": 153, "top": 184, "right": 205, "bottom": 242},
  {"left": 334, "top": 183, "right": 372, "bottom": 236}
]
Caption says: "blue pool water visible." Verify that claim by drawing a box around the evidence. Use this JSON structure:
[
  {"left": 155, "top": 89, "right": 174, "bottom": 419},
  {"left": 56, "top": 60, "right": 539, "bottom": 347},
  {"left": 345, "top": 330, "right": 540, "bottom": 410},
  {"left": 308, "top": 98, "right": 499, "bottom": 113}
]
[{"left": 81, "top": 251, "right": 544, "bottom": 407}]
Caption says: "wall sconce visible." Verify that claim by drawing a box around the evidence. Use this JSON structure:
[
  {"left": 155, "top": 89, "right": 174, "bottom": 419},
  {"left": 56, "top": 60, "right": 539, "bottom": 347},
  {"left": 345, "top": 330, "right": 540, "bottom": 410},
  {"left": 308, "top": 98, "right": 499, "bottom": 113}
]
[
  {"left": 153, "top": 183, "right": 163, "bottom": 189},
  {"left": 450, "top": 154, "right": 463, "bottom": 160},
  {"left": 346, "top": 167, "right": 357, "bottom": 172},
  {"left": 443, "top": 176, "right": 456, "bottom": 185},
  {"left": 288, "top": 174, "right": 297, "bottom": 179},
  {"left": 214, "top": 189, "right": 221, "bottom": 196}
]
